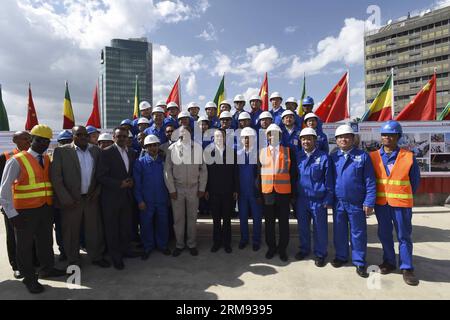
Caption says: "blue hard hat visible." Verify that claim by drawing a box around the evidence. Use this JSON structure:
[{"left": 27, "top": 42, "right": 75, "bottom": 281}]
[
  {"left": 302, "top": 96, "right": 314, "bottom": 106},
  {"left": 380, "top": 120, "right": 402, "bottom": 136},
  {"left": 120, "top": 119, "right": 133, "bottom": 127},
  {"left": 86, "top": 125, "right": 99, "bottom": 135},
  {"left": 57, "top": 130, "right": 73, "bottom": 142}
]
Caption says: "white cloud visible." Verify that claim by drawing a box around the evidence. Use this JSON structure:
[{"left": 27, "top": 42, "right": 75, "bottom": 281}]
[
  {"left": 350, "top": 81, "right": 366, "bottom": 119},
  {"left": 286, "top": 18, "right": 376, "bottom": 78},
  {"left": 196, "top": 22, "right": 218, "bottom": 41},
  {"left": 246, "top": 44, "right": 280, "bottom": 74},
  {"left": 198, "top": 95, "right": 206, "bottom": 101},
  {"left": 284, "top": 26, "right": 298, "bottom": 34},
  {"left": 0, "top": 0, "right": 209, "bottom": 130},
  {"left": 185, "top": 73, "right": 197, "bottom": 95}
]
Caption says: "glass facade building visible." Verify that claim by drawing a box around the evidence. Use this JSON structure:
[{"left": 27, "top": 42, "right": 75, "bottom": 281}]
[{"left": 99, "top": 38, "right": 153, "bottom": 128}]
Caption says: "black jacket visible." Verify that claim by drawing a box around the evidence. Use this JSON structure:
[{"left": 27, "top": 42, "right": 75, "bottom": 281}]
[{"left": 206, "top": 147, "right": 238, "bottom": 195}]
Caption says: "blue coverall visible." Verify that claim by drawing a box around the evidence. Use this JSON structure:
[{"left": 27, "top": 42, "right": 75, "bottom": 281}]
[
  {"left": 270, "top": 108, "right": 285, "bottom": 126},
  {"left": 144, "top": 124, "right": 168, "bottom": 144}
]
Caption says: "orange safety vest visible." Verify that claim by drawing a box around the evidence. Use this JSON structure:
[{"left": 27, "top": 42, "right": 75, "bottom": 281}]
[
  {"left": 3, "top": 149, "right": 19, "bottom": 161},
  {"left": 260, "top": 146, "right": 291, "bottom": 194},
  {"left": 369, "top": 149, "right": 414, "bottom": 208},
  {"left": 12, "top": 151, "right": 53, "bottom": 210}
]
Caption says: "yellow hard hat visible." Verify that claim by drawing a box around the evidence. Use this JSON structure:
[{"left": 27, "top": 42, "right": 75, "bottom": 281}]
[{"left": 30, "top": 124, "right": 53, "bottom": 139}]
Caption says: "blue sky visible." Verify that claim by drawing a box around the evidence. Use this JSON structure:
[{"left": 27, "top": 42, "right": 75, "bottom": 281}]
[{"left": 0, "top": 0, "right": 448, "bottom": 130}]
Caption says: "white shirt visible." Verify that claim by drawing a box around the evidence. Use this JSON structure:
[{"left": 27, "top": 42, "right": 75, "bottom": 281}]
[
  {"left": 305, "top": 148, "right": 316, "bottom": 158},
  {"left": 74, "top": 144, "right": 94, "bottom": 194},
  {"left": 0, "top": 149, "right": 41, "bottom": 218},
  {"left": 115, "top": 143, "right": 130, "bottom": 172}
]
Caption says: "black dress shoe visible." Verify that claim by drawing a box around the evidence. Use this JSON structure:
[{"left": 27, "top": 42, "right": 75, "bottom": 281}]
[
  {"left": 23, "top": 279, "right": 44, "bottom": 294},
  {"left": 295, "top": 252, "right": 308, "bottom": 261},
  {"left": 172, "top": 248, "right": 183, "bottom": 257},
  {"left": 161, "top": 248, "right": 172, "bottom": 256},
  {"left": 39, "top": 268, "right": 67, "bottom": 279},
  {"left": 210, "top": 244, "right": 221, "bottom": 253},
  {"left": 265, "top": 249, "right": 276, "bottom": 260},
  {"left": 379, "top": 261, "right": 396, "bottom": 275},
  {"left": 402, "top": 270, "right": 419, "bottom": 286},
  {"left": 279, "top": 252, "right": 288, "bottom": 262},
  {"left": 315, "top": 257, "right": 326, "bottom": 268},
  {"left": 92, "top": 259, "right": 111, "bottom": 268},
  {"left": 112, "top": 259, "right": 125, "bottom": 270},
  {"left": 224, "top": 246, "right": 232, "bottom": 254},
  {"left": 331, "top": 258, "right": 347, "bottom": 268},
  {"left": 189, "top": 248, "right": 199, "bottom": 256},
  {"left": 356, "top": 266, "right": 369, "bottom": 278},
  {"left": 141, "top": 251, "right": 151, "bottom": 260},
  {"left": 13, "top": 270, "right": 24, "bottom": 279},
  {"left": 252, "top": 244, "right": 260, "bottom": 252},
  {"left": 238, "top": 242, "right": 247, "bottom": 250}
]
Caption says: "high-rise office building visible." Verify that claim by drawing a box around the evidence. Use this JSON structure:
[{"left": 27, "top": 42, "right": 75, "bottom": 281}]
[
  {"left": 364, "top": 5, "right": 450, "bottom": 117},
  {"left": 99, "top": 38, "right": 152, "bottom": 128}
]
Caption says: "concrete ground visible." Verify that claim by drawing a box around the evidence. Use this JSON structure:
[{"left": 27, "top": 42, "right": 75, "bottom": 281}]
[{"left": 0, "top": 207, "right": 449, "bottom": 300}]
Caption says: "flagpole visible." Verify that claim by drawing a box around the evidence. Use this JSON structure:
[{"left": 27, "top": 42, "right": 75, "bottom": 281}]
[
  {"left": 391, "top": 68, "right": 395, "bottom": 119},
  {"left": 347, "top": 69, "right": 350, "bottom": 121},
  {"left": 178, "top": 75, "right": 182, "bottom": 109}
]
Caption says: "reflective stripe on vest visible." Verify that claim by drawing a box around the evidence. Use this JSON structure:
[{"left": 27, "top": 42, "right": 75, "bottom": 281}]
[
  {"left": 369, "top": 149, "right": 414, "bottom": 208},
  {"left": 13, "top": 151, "right": 53, "bottom": 209},
  {"left": 260, "top": 146, "right": 291, "bottom": 194}
]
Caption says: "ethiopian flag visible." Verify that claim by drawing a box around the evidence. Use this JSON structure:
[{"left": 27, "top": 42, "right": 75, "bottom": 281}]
[
  {"left": 438, "top": 102, "right": 450, "bottom": 121},
  {"left": 298, "top": 73, "right": 306, "bottom": 117},
  {"left": 361, "top": 73, "right": 393, "bottom": 121},
  {"left": 214, "top": 75, "right": 225, "bottom": 113},
  {"left": 63, "top": 81, "right": 75, "bottom": 129},
  {"left": 133, "top": 76, "right": 140, "bottom": 119}
]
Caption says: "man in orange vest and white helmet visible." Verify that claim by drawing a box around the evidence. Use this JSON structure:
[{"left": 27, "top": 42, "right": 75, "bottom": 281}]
[
  {"left": 369, "top": 120, "right": 421, "bottom": 286},
  {"left": 258, "top": 124, "right": 297, "bottom": 262},
  {"left": 0, "top": 124, "right": 66, "bottom": 294}
]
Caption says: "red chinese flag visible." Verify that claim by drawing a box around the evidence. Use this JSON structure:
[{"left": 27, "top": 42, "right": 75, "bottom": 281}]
[
  {"left": 166, "top": 76, "right": 181, "bottom": 109},
  {"left": 86, "top": 83, "right": 101, "bottom": 128},
  {"left": 315, "top": 72, "right": 349, "bottom": 123},
  {"left": 395, "top": 73, "right": 436, "bottom": 121},
  {"left": 25, "top": 84, "right": 39, "bottom": 130},
  {"left": 259, "top": 72, "right": 269, "bottom": 111}
]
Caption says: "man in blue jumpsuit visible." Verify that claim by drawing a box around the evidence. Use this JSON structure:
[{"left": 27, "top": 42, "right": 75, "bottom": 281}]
[
  {"left": 295, "top": 128, "right": 334, "bottom": 267},
  {"left": 232, "top": 94, "right": 246, "bottom": 130},
  {"left": 131, "top": 101, "right": 153, "bottom": 135},
  {"left": 205, "top": 101, "right": 221, "bottom": 129},
  {"left": 331, "top": 124, "right": 376, "bottom": 278},
  {"left": 269, "top": 92, "right": 285, "bottom": 126},
  {"left": 133, "top": 134, "right": 170, "bottom": 260},
  {"left": 249, "top": 95, "right": 263, "bottom": 130},
  {"left": 144, "top": 107, "right": 167, "bottom": 144},
  {"left": 164, "top": 102, "right": 180, "bottom": 129},
  {"left": 284, "top": 97, "right": 303, "bottom": 128},
  {"left": 302, "top": 96, "right": 323, "bottom": 131},
  {"left": 280, "top": 110, "right": 301, "bottom": 152},
  {"left": 236, "top": 127, "right": 262, "bottom": 251},
  {"left": 371, "top": 121, "right": 421, "bottom": 286},
  {"left": 304, "top": 113, "right": 329, "bottom": 154}
]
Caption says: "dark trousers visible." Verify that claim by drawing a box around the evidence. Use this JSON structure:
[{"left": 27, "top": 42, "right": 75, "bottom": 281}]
[
  {"left": 210, "top": 193, "right": 234, "bottom": 247},
  {"left": 16, "top": 205, "right": 55, "bottom": 282},
  {"left": 263, "top": 193, "right": 290, "bottom": 253},
  {"left": 3, "top": 211, "right": 18, "bottom": 271},
  {"left": 102, "top": 196, "right": 133, "bottom": 262}
]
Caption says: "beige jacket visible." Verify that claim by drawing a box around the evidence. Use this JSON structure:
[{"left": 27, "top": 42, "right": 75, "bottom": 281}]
[{"left": 164, "top": 140, "right": 207, "bottom": 193}]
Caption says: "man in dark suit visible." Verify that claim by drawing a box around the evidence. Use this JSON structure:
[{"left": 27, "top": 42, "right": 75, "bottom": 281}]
[
  {"left": 50, "top": 126, "right": 110, "bottom": 269},
  {"left": 97, "top": 127, "right": 138, "bottom": 270}
]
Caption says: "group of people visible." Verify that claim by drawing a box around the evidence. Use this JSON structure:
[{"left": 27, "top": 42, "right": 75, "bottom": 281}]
[{"left": 0, "top": 92, "right": 421, "bottom": 295}]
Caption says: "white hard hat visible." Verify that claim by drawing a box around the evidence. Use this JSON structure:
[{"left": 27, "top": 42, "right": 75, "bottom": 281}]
[
  {"left": 304, "top": 113, "right": 319, "bottom": 122},
  {"left": 219, "top": 111, "right": 232, "bottom": 119},
  {"left": 249, "top": 95, "right": 262, "bottom": 102},
  {"left": 266, "top": 124, "right": 282, "bottom": 134},
  {"left": 270, "top": 92, "right": 283, "bottom": 100},
  {"left": 144, "top": 134, "right": 160, "bottom": 146},
  {"left": 98, "top": 133, "right": 113, "bottom": 142},
  {"left": 137, "top": 117, "right": 150, "bottom": 125},
  {"left": 234, "top": 94, "right": 246, "bottom": 102},
  {"left": 156, "top": 100, "right": 167, "bottom": 107},
  {"left": 139, "top": 101, "right": 152, "bottom": 111},
  {"left": 335, "top": 124, "right": 355, "bottom": 137},
  {"left": 285, "top": 97, "right": 298, "bottom": 105},
  {"left": 152, "top": 107, "right": 165, "bottom": 114},
  {"left": 187, "top": 102, "right": 200, "bottom": 110},
  {"left": 205, "top": 101, "right": 217, "bottom": 109},
  {"left": 238, "top": 112, "right": 251, "bottom": 121},
  {"left": 259, "top": 111, "right": 273, "bottom": 120},
  {"left": 178, "top": 111, "right": 191, "bottom": 120},
  {"left": 219, "top": 99, "right": 231, "bottom": 107},
  {"left": 167, "top": 102, "right": 179, "bottom": 109},
  {"left": 240, "top": 127, "right": 256, "bottom": 137},
  {"left": 300, "top": 128, "right": 318, "bottom": 138},
  {"left": 197, "top": 116, "right": 209, "bottom": 123},
  {"left": 281, "top": 110, "right": 295, "bottom": 119}
]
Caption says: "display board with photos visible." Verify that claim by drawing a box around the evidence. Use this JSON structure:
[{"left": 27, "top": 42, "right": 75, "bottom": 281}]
[{"left": 322, "top": 121, "right": 450, "bottom": 177}]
